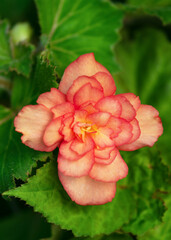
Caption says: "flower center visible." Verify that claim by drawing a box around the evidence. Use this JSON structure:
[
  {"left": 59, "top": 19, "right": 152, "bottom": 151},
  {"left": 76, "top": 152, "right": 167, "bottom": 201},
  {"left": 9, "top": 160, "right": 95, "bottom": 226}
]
[
  {"left": 81, "top": 123, "right": 97, "bottom": 133},
  {"left": 73, "top": 122, "right": 97, "bottom": 142}
]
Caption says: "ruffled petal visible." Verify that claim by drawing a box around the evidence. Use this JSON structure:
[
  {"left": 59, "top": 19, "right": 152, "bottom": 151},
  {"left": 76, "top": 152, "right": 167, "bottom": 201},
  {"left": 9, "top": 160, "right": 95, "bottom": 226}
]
[
  {"left": 94, "top": 146, "right": 115, "bottom": 159},
  {"left": 80, "top": 103, "right": 98, "bottom": 114},
  {"left": 43, "top": 117, "right": 63, "bottom": 146},
  {"left": 61, "top": 115, "right": 74, "bottom": 142},
  {"left": 14, "top": 105, "right": 57, "bottom": 151},
  {"left": 93, "top": 72, "right": 116, "bottom": 96},
  {"left": 37, "top": 88, "right": 66, "bottom": 109},
  {"left": 58, "top": 171, "right": 116, "bottom": 205},
  {"left": 121, "top": 93, "right": 141, "bottom": 111},
  {"left": 67, "top": 76, "right": 102, "bottom": 103},
  {"left": 113, "top": 95, "right": 136, "bottom": 121},
  {"left": 87, "top": 112, "right": 111, "bottom": 127},
  {"left": 73, "top": 83, "right": 104, "bottom": 107},
  {"left": 113, "top": 119, "right": 133, "bottom": 146},
  {"left": 51, "top": 102, "right": 75, "bottom": 119},
  {"left": 106, "top": 116, "right": 122, "bottom": 138},
  {"left": 119, "top": 105, "right": 163, "bottom": 151},
  {"left": 127, "top": 118, "right": 140, "bottom": 144},
  {"left": 59, "top": 141, "right": 81, "bottom": 161},
  {"left": 58, "top": 150, "right": 94, "bottom": 177},
  {"left": 95, "top": 147, "right": 117, "bottom": 165},
  {"left": 71, "top": 137, "right": 94, "bottom": 155},
  {"left": 89, "top": 151, "right": 128, "bottom": 182},
  {"left": 95, "top": 97, "right": 121, "bottom": 118},
  {"left": 92, "top": 127, "right": 114, "bottom": 148},
  {"left": 59, "top": 53, "right": 110, "bottom": 94}
]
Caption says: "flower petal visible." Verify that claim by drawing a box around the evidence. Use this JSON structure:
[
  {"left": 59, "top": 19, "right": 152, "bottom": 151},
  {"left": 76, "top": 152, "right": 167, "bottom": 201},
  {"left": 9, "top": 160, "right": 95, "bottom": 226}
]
[
  {"left": 73, "top": 83, "right": 104, "bottom": 107},
  {"left": 127, "top": 118, "right": 140, "bottom": 144},
  {"left": 94, "top": 146, "right": 115, "bottom": 159},
  {"left": 14, "top": 105, "right": 57, "bottom": 151},
  {"left": 67, "top": 76, "right": 102, "bottom": 103},
  {"left": 80, "top": 103, "right": 98, "bottom": 114},
  {"left": 119, "top": 105, "right": 163, "bottom": 151},
  {"left": 37, "top": 88, "right": 66, "bottom": 109},
  {"left": 59, "top": 53, "right": 110, "bottom": 94},
  {"left": 113, "top": 95, "right": 136, "bottom": 121},
  {"left": 51, "top": 102, "right": 75, "bottom": 119},
  {"left": 113, "top": 119, "right": 133, "bottom": 146},
  {"left": 106, "top": 116, "right": 122, "bottom": 138},
  {"left": 58, "top": 171, "right": 116, "bottom": 205},
  {"left": 121, "top": 93, "right": 141, "bottom": 111},
  {"left": 92, "top": 127, "right": 114, "bottom": 148},
  {"left": 58, "top": 150, "right": 94, "bottom": 177},
  {"left": 43, "top": 117, "right": 63, "bottom": 147},
  {"left": 59, "top": 141, "right": 81, "bottom": 161},
  {"left": 89, "top": 151, "right": 128, "bottom": 182},
  {"left": 95, "top": 97, "right": 121, "bottom": 118},
  {"left": 87, "top": 112, "right": 111, "bottom": 127},
  {"left": 61, "top": 115, "right": 74, "bottom": 142},
  {"left": 93, "top": 72, "right": 116, "bottom": 96},
  {"left": 95, "top": 147, "right": 117, "bottom": 165},
  {"left": 71, "top": 137, "right": 94, "bottom": 155}
]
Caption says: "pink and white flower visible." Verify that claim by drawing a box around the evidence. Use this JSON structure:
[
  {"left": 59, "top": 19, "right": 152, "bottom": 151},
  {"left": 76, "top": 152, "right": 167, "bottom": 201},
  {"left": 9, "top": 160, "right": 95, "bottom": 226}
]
[{"left": 14, "top": 53, "right": 163, "bottom": 205}]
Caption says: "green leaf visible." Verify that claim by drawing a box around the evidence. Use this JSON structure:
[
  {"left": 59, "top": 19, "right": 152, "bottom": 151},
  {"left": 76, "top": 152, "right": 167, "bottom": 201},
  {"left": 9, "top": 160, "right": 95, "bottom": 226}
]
[
  {"left": 71, "top": 232, "right": 134, "bottom": 240},
  {"left": 0, "top": 210, "right": 51, "bottom": 240},
  {"left": 121, "top": 0, "right": 171, "bottom": 24},
  {"left": 138, "top": 193, "right": 171, "bottom": 240},
  {"left": 3, "top": 159, "right": 137, "bottom": 237},
  {"left": 122, "top": 148, "right": 168, "bottom": 235},
  {"left": 0, "top": 56, "right": 59, "bottom": 193},
  {"left": 120, "top": 148, "right": 168, "bottom": 235},
  {"left": 43, "top": 225, "right": 73, "bottom": 240},
  {"left": 11, "top": 57, "right": 58, "bottom": 110},
  {"left": 35, "top": 0, "right": 123, "bottom": 76},
  {"left": 0, "top": 21, "right": 34, "bottom": 77},
  {"left": 4, "top": 147, "right": 168, "bottom": 237},
  {"left": 0, "top": 72, "right": 11, "bottom": 92},
  {"left": 114, "top": 28, "right": 171, "bottom": 171}
]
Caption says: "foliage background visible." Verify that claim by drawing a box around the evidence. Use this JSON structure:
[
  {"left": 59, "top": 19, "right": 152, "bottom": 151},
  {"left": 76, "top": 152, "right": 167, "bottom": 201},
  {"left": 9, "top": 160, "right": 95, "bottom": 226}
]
[{"left": 0, "top": 0, "right": 171, "bottom": 239}]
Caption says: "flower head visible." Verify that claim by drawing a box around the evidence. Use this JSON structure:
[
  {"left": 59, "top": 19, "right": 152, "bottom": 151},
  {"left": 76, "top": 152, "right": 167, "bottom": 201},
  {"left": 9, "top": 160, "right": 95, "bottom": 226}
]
[{"left": 14, "top": 53, "right": 163, "bottom": 205}]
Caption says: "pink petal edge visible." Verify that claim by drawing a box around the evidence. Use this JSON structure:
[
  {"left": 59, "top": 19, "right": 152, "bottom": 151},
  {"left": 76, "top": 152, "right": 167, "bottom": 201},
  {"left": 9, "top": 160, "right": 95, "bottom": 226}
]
[{"left": 58, "top": 171, "right": 116, "bottom": 205}]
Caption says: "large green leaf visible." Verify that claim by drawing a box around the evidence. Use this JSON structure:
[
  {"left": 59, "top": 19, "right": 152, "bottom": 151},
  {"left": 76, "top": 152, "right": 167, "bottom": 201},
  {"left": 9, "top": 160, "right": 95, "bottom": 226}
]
[
  {"left": 11, "top": 57, "right": 58, "bottom": 111},
  {"left": 0, "top": 210, "right": 51, "bottom": 240},
  {"left": 118, "top": 0, "right": 171, "bottom": 24},
  {"left": 3, "top": 159, "right": 137, "bottom": 237},
  {"left": 114, "top": 28, "right": 171, "bottom": 170},
  {"left": 138, "top": 193, "right": 171, "bottom": 240},
  {"left": 4, "top": 147, "right": 167, "bottom": 237},
  {"left": 35, "top": 0, "right": 123, "bottom": 76},
  {"left": 70, "top": 232, "right": 134, "bottom": 240},
  {"left": 0, "top": 21, "right": 34, "bottom": 77},
  {"left": 0, "top": 57, "right": 58, "bottom": 193},
  {"left": 120, "top": 148, "right": 168, "bottom": 235}
]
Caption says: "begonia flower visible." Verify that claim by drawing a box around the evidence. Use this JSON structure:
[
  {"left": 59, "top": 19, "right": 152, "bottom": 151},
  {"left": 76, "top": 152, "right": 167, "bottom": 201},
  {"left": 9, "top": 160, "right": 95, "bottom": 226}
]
[{"left": 14, "top": 53, "right": 163, "bottom": 205}]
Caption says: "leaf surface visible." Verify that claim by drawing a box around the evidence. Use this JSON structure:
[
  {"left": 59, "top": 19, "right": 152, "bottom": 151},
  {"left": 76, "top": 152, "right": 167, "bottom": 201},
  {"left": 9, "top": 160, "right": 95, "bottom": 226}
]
[
  {"left": 4, "top": 159, "right": 136, "bottom": 237},
  {"left": 35, "top": 0, "right": 123, "bottom": 76},
  {"left": 4, "top": 147, "right": 167, "bottom": 237},
  {"left": 0, "top": 57, "right": 58, "bottom": 193}
]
